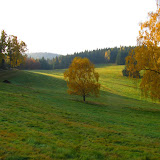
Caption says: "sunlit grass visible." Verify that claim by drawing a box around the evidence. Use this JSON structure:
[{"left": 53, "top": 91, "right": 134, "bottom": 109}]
[
  {"left": 30, "top": 70, "right": 64, "bottom": 80},
  {"left": 0, "top": 65, "right": 160, "bottom": 160},
  {"left": 96, "top": 65, "right": 146, "bottom": 101}
]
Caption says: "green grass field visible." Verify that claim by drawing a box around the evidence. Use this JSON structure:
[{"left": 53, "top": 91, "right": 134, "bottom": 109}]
[{"left": 0, "top": 65, "right": 160, "bottom": 160}]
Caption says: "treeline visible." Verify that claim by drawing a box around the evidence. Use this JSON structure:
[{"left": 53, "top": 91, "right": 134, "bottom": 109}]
[
  {"left": 19, "top": 46, "right": 135, "bottom": 70},
  {"left": 53, "top": 46, "right": 135, "bottom": 69},
  {"left": 0, "top": 30, "right": 135, "bottom": 70},
  {"left": 20, "top": 57, "right": 53, "bottom": 70}
]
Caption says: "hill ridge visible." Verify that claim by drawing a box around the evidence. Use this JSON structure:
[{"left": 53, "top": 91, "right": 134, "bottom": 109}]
[{"left": 27, "top": 52, "right": 60, "bottom": 59}]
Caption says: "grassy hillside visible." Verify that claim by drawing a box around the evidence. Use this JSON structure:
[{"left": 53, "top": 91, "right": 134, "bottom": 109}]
[{"left": 0, "top": 65, "right": 160, "bottom": 160}]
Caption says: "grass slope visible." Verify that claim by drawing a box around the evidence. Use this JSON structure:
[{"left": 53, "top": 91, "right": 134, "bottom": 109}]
[{"left": 0, "top": 65, "right": 160, "bottom": 160}]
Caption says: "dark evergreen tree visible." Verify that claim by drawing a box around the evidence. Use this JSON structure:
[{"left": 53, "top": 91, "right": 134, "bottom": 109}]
[
  {"left": 39, "top": 57, "right": 52, "bottom": 70},
  {"left": 54, "top": 57, "right": 60, "bottom": 69}
]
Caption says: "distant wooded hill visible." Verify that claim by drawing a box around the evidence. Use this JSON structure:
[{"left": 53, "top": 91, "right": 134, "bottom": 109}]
[
  {"left": 53, "top": 46, "right": 136, "bottom": 69},
  {"left": 20, "top": 46, "right": 135, "bottom": 70},
  {"left": 27, "top": 52, "right": 60, "bottom": 59}
]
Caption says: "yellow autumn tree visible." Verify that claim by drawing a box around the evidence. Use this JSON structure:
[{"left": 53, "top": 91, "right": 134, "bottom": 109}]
[
  {"left": 105, "top": 50, "right": 111, "bottom": 62},
  {"left": 0, "top": 30, "right": 27, "bottom": 69},
  {"left": 64, "top": 57, "right": 100, "bottom": 101},
  {"left": 8, "top": 35, "right": 27, "bottom": 68},
  {"left": 126, "top": 9, "right": 160, "bottom": 100}
]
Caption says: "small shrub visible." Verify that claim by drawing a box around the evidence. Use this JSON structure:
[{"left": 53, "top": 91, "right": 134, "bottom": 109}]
[{"left": 122, "top": 67, "right": 140, "bottom": 78}]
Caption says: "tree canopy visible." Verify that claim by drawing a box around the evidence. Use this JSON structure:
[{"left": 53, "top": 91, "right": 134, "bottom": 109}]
[
  {"left": 0, "top": 30, "right": 27, "bottom": 69},
  {"left": 126, "top": 9, "right": 160, "bottom": 100},
  {"left": 64, "top": 57, "right": 100, "bottom": 101}
]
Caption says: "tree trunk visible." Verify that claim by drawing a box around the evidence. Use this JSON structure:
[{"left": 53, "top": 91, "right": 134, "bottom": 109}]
[
  {"left": 2, "top": 58, "right": 5, "bottom": 69},
  {"left": 83, "top": 95, "right": 85, "bottom": 102}
]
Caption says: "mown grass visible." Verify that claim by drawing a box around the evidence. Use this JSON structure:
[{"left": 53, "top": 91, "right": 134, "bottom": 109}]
[{"left": 0, "top": 65, "right": 160, "bottom": 160}]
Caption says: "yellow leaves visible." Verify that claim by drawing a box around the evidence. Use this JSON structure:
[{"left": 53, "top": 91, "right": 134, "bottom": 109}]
[
  {"left": 138, "top": 10, "right": 160, "bottom": 46},
  {"left": 158, "top": 57, "right": 160, "bottom": 64},
  {"left": 140, "top": 70, "right": 160, "bottom": 100},
  {"left": 105, "top": 50, "right": 110, "bottom": 62},
  {"left": 64, "top": 57, "right": 100, "bottom": 101},
  {"left": 0, "top": 31, "right": 27, "bottom": 68},
  {"left": 126, "top": 9, "right": 160, "bottom": 101}
]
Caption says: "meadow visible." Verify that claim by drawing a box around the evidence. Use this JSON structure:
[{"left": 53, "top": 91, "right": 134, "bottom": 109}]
[{"left": 0, "top": 65, "right": 160, "bottom": 160}]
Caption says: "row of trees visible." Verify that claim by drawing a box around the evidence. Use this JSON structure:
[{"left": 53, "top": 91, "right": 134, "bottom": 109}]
[
  {"left": 0, "top": 30, "right": 27, "bottom": 69},
  {"left": 15, "top": 46, "right": 134, "bottom": 70},
  {"left": 20, "top": 57, "right": 53, "bottom": 70},
  {"left": 54, "top": 46, "right": 135, "bottom": 69},
  {"left": 0, "top": 30, "right": 134, "bottom": 70}
]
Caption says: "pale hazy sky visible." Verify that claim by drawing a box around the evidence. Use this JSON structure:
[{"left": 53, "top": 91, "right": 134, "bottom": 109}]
[{"left": 0, "top": 0, "right": 157, "bottom": 55}]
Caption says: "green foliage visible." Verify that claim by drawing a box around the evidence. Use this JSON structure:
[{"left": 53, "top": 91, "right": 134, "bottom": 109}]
[
  {"left": 39, "top": 57, "right": 53, "bottom": 70},
  {"left": 53, "top": 46, "right": 135, "bottom": 69},
  {"left": 116, "top": 47, "right": 133, "bottom": 65},
  {"left": 20, "top": 57, "right": 53, "bottom": 70},
  {"left": 0, "top": 30, "right": 7, "bottom": 69},
  {"left": 18, "top": 46, "right": 135, "bottom": 70},
  {"left": 0, "top": 30, "right": 27, "bottom": 69}
]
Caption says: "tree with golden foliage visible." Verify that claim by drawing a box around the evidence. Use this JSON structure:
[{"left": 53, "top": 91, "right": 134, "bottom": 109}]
[
  {"left": 0, "top": 30, "right": 27, "bottom": 69},
  {"left": 64, "top": 57, "right": 100, "bottom": 101},
  {"left": 126, "top": 9, "right": 160, "bottom": 100},
  {"left": 7, "top": 35, "right": 27, "bottom": 68},
  {"left": 105, "top": 50, "right": 111, "bottom": 62}
]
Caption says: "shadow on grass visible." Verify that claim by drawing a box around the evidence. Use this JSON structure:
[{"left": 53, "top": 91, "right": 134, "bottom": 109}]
[
  {"left": 126, "top": 106, "right": 160, "bottom": 116},
  {"left": 8, "top": 70, "right": 67, "bottom": 90},
  {"left": 71, "top": 98, "right": 108, "bottom": 107}
]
